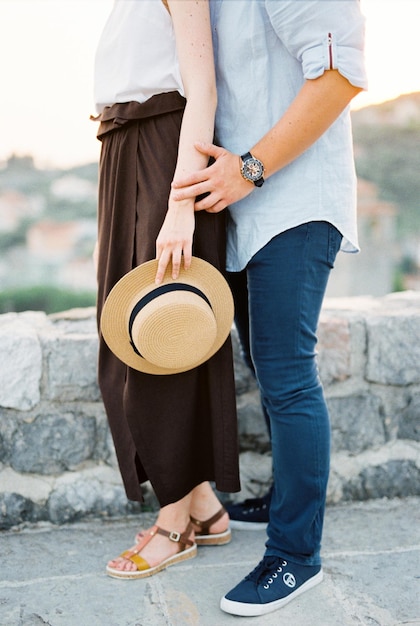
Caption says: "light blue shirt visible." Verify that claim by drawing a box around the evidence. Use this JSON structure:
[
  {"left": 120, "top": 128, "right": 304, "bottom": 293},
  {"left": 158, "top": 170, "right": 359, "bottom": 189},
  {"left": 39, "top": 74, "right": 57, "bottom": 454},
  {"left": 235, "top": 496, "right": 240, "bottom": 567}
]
[{"left": 210, "top": 0, "right": 368, "bottom": 271}]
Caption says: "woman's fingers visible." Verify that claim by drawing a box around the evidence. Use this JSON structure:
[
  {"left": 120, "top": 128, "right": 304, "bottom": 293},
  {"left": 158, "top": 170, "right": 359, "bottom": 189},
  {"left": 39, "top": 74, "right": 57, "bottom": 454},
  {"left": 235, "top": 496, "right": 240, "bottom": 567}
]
[{"left": 155, "top": 242, "right": 192, "bottom": 284}]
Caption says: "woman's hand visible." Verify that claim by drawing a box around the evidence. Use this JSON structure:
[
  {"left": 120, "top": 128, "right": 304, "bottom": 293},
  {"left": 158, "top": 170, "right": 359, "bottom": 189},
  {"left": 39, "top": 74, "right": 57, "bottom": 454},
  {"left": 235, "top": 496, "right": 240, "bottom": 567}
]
[{"left": 154, "top": 194, "right": 195, "bottom": 284}]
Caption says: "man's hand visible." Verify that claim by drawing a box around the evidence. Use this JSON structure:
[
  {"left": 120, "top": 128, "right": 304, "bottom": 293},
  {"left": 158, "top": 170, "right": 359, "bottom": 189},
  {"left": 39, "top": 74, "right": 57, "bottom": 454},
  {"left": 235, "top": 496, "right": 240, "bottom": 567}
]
[{"left": 171, "top": 142, "right": 254, "bottom": 212}]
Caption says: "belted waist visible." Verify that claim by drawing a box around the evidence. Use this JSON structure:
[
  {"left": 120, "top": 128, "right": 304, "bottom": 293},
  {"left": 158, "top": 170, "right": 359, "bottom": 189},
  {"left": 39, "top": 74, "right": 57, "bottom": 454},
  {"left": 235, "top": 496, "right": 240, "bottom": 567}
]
[{"left": 92, "top": 92, "right": 186, "bottom": 139}]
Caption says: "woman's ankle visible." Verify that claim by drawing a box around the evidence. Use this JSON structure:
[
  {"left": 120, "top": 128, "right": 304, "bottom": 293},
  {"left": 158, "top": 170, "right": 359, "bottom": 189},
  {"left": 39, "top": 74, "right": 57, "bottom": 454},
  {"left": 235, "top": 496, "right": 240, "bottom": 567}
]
[
  {"left": 156, "top": 496, "right": 193, "bottom": 532},
  {"left": 190, "top": 483, "right": 223, "bottom": 519}
]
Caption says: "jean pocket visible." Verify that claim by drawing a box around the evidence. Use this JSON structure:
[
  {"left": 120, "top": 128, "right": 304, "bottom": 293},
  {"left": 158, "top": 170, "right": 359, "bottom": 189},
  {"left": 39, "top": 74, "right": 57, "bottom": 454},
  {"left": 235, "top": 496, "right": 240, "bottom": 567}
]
[{"left": 327, "top": 224, "right": 343, "bottom": 268}]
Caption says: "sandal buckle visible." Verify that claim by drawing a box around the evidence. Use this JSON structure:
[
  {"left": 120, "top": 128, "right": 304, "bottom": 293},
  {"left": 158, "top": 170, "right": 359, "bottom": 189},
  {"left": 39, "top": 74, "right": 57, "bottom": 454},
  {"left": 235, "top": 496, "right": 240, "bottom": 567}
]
[{"left": 169, "top": 531, "right": 181, "bottom": 542}]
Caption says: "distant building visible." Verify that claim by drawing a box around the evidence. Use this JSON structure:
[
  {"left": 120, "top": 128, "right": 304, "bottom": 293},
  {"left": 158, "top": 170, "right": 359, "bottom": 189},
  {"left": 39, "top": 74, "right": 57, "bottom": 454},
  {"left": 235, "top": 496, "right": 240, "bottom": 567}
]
[
  {"left": 6, "top": 154, "right": 35, "bottom": 170},
  {"left": 351, "top": 92, "right": 420, "bottom": 128},
  {"left": 326, "top": 178, "right": 397, "bottom": 297},
  {"left": 26, "top": 219, "right": 96, "bottom": 262},
  {"left": 0, "top": 190, "right": 43, "bottom": 232},
  {"left": 50, "top": 175, "right": 97, "bottom": 202}
]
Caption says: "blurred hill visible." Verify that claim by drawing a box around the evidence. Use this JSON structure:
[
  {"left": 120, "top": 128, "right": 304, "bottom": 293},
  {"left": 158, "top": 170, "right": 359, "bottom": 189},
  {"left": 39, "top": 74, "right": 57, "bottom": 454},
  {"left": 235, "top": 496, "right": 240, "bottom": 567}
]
[
  {"left": 0, "top": 157, "right": 98, "bottom": 312},
  {"left": 352, "top": 92, "right": 420, "bottom": 234},
  {"left": 0, "top": 93, "right": 419, "bottom": 311}
]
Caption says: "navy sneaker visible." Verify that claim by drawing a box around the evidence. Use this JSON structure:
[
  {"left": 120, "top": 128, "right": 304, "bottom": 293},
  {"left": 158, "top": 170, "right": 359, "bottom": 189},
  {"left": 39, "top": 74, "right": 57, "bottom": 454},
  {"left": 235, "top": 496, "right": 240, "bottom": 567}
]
[
  {"left": 220, "top": 555, "right": 323, "bottom": 616},
  {"left": 225, "top": 487, "right": 272, "bottom": 530}
]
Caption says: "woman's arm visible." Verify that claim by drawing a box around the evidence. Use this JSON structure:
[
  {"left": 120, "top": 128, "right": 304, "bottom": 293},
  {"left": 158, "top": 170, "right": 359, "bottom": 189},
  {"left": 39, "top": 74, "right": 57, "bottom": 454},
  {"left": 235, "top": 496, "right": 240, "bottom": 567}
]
[
  {"left": 171, "top": 70, "right": 362, "bottom": 213},
  {"left": 154, "top": 0, "right": 216, "bottom": 284}
]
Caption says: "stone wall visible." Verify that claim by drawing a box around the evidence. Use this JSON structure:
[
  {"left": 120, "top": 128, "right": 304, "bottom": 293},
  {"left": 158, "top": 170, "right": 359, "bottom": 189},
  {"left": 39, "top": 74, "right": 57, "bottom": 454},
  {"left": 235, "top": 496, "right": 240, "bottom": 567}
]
[{"left": 0, "top": 292, "right": 419, "bottom": 529}]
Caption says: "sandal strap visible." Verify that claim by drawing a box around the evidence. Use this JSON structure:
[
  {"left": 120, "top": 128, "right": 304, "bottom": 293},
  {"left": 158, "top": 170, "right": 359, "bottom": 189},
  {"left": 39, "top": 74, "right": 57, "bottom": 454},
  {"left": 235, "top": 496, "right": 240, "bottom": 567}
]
[
  {"left": 121, "top": 521, "right": 194, "bottom": 562},
  {"left": 122, "top": 524, "right": 160, "bottom": 558},
  {"left": 156, "top": 521, "right": 194, "bottom": 550},
  {"left": 190, "top": 506, "right": 227, "bottom": 534}
]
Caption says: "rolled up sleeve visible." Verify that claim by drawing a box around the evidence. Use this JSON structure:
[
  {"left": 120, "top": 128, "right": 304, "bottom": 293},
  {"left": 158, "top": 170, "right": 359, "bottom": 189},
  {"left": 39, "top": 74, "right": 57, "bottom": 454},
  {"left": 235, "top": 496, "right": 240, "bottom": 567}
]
[{"left": 266, "top": 0, "right": 368, "bottom": 89}]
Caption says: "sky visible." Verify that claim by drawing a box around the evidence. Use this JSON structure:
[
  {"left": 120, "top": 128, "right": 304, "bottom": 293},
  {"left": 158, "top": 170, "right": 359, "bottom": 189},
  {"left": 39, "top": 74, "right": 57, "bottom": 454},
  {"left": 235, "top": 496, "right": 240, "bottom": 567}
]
[{"left": 0, "top": 0, "right": 419, "bottom": 169}]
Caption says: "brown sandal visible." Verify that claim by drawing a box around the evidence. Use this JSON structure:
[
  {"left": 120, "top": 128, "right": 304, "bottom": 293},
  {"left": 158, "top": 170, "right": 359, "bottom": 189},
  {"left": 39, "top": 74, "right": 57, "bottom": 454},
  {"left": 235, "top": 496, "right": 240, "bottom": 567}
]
[
  {"left": 190, "top": 506, "right": 231, "bottom": 546},
  {"left": 106, "top": 522, "right": 196, "bottom": 579}
]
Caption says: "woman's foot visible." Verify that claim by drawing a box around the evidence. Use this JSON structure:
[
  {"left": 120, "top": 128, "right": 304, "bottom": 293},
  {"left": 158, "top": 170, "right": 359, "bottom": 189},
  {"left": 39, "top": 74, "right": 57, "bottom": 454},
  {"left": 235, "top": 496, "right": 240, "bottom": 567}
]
[
  {"left": 107, "top": 522, "right": 196, "bottom": 579},
  {"left": 134, "top": 509, "right": 230, "bottom": 546},
  {"left": 107, "top": 496, "right": 196, "bottom": 578},
  {"left": 189, "top": 481, "right": 231, "bottom": 545},
  {"left": 132, "top": 482, "right": 231, "bottom": 548},
  {"left": 190, "top": 506, "right": 231, "bottom": 545}
]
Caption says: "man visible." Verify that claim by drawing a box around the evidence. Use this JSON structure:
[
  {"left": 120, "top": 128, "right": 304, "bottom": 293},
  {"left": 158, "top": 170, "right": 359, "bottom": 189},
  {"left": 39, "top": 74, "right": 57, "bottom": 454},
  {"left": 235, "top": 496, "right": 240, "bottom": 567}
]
[{"left": 173, "top": 0, "right": 367, "bottom": 617}]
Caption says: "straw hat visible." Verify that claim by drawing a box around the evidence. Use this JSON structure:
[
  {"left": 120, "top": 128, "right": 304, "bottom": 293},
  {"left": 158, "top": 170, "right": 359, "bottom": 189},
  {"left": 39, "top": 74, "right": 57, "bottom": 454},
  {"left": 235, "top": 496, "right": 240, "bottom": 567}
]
[{"left": 100, "top": 257, "right": 234, "bottom": 375}]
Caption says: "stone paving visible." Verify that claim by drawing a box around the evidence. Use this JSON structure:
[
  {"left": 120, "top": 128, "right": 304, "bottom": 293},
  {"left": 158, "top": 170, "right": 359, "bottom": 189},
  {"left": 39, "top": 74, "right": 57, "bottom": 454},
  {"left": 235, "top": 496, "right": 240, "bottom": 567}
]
[{"left": 1, "top": 497, "right": 419, "bottom": 626}]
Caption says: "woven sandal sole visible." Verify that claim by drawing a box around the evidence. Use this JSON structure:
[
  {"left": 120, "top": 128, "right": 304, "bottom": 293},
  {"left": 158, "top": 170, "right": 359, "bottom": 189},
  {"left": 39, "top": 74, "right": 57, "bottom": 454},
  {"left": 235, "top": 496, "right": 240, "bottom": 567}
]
[
  {"left": 195, "top": 528, "right": 231, "bottom": 546},
  {"left": 106, "top": 544, "right": 197, "bottom": 579}
]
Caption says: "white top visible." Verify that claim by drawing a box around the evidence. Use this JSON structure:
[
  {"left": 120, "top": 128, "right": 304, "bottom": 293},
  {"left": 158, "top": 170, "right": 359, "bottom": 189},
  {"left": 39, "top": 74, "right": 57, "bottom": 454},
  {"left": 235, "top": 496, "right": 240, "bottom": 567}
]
[
  {"left": 210, "top": 0, "right": 369, "bottom": 271},
  {"left": 94, "top": 0, "right": 184, "bottom": 114}
]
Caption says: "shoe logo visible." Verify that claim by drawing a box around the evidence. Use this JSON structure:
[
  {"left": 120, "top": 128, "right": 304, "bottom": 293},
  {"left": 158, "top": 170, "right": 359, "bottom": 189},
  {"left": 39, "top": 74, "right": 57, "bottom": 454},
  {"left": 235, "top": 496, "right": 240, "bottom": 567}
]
[{"left": 283, "top": 572, "right": 296, "bottom": 588}]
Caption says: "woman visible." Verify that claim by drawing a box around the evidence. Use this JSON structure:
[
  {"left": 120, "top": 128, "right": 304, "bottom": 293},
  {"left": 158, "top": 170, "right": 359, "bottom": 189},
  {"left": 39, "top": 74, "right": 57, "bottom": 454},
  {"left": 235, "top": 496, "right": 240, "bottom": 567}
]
[{"left": 93, "top": 0, "right": 240, "bottom": 578}]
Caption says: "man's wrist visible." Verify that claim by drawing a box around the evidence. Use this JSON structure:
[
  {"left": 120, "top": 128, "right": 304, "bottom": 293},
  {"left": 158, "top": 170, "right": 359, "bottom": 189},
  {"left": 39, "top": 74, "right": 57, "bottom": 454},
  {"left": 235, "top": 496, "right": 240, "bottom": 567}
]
[{"left": 239, "top": 152, "right": 265, "bottom": 188}]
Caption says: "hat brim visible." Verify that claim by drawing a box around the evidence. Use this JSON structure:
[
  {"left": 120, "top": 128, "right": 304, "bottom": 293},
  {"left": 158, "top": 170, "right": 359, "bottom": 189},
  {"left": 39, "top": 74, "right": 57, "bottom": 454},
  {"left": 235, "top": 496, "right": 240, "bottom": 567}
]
[{"left": 100, "top": 257, "right": 234, "bottom": 375}]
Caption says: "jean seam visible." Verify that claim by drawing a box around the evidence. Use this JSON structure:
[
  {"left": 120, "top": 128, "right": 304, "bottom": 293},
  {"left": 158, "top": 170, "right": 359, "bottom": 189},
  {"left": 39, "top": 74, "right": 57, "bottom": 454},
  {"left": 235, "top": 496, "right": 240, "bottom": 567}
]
[
  {"left": 294, "top": 223, "right": 311, "bottom": 386},
  {"left": 327, "top": 223, "right": 342, "bottom": 267},
  {"left": 300, "top": 224, "right": 326, "bottom": 563}
]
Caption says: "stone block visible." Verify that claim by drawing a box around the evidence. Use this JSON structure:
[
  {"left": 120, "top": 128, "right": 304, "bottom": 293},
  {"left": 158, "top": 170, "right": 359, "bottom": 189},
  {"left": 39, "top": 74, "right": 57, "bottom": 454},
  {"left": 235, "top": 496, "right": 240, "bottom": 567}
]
[
  {"left": 91, "top": 404, "right": 117, "bottom": 464},
  {"left": 236, "top": 391, "right": 270, "bottom": 452},
  {"left": 0, "top": 430, "right": 6, "bottom": 463},
  {"left": 328, "top": 394, "right": 385, "bottom": 454},
  {"left": 47, "top": 467, "right": 141, "bottom": 524},
  {"left": 41, "top": 332, "right": 100, "bottom": 401},
  {"left": 225, "top": 451, "right": 272, "bottom": 503},
  {"left": 398, "top": 392, "right": 420, "bottom": 441},
  {"left": 0, "top": 319, "right": 42, "bottom": 411},
  {"left": 10, "top": 412, "right": 96, "bottom": 474},
  {"left": 343, "top": 460, "right": 420, "bottom": 500},
  {"left": 0, "top": 411, "right": 17, "bottom": 464},
  {"left": 0, "top": 493, "right": 37, "bottom": 530},
  {"left": 49, "top": 306, "right": 97, "bottom": 333},
  {"left": 231, "top": 327, "right": 255, "bottom": 395},
  {"left": 318, "top": 315, "right": 351, "bottom": 384},
  {"left": 366, "top": 312, "right": 420, "bottom": 385},
  {"left": 371, "top": 387, "right": 411, "bottom": 442},
  {"left": 328, "top": 440, "right": 420, "bottom": 503},
  {"left": 0, "top": 467, "right": 54, "bottom": 502},
  {"left": 0, "top": 310, "right": 49, "bottom": 330}
]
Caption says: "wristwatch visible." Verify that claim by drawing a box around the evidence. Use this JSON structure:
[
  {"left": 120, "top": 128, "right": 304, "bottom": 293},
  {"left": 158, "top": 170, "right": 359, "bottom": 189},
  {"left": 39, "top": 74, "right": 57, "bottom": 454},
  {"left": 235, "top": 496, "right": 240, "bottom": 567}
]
[{"left": 240, "top": 152, "right": 265, "bottom": 188}]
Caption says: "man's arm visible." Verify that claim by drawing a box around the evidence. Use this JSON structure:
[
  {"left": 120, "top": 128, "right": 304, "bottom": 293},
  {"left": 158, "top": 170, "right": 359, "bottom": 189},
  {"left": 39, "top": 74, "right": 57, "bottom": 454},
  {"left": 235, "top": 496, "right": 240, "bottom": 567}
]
[{"left": 172, "top": 70, "right": 362, "bottom": 213}]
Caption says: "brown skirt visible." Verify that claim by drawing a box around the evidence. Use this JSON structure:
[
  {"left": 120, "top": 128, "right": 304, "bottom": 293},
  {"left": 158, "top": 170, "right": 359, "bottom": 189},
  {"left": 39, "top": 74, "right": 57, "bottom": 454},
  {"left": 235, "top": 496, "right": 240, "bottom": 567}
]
[{"left": 95, "top": 93, "right": 240, "bottom": 506}]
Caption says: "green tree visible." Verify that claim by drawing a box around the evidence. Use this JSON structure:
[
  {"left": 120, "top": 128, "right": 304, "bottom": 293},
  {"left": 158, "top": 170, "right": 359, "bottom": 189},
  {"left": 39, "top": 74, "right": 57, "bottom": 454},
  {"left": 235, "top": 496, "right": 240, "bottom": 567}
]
[{"left": 0, "top": 286, "right": 96, "bottom": 314}]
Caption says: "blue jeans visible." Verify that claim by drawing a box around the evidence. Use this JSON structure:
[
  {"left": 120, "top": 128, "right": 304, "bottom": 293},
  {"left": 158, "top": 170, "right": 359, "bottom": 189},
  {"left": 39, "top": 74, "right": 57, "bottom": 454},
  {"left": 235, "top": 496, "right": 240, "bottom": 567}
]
[{"left": 227, "top": 221, "right": 342, "bottom": 566}]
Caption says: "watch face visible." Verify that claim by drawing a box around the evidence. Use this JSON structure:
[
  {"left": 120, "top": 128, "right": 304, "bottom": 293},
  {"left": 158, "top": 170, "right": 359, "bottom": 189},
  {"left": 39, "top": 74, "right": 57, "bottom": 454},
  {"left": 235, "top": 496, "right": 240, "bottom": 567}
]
[{"left": 243, "top": 157, "right": 264, "bottom": 181}]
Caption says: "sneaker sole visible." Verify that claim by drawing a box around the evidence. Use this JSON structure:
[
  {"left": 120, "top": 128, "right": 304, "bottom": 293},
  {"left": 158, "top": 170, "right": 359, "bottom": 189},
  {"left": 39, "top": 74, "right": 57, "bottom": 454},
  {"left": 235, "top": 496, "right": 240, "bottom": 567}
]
[
  {"left": 228, "top": 520, "right": 268, "bottom": 531},
  {"left": 220, "top": 569, "right": 323, "bottom": 616}
]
